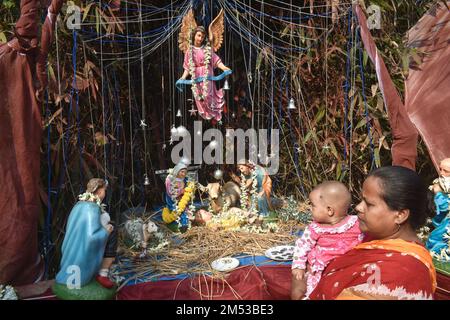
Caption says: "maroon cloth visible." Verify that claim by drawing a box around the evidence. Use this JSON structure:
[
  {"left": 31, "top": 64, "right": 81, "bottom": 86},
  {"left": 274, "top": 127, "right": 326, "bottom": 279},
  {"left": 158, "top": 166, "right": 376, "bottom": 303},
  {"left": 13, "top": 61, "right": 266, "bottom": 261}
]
[
  {"left": 355, "top": 5, "right": 419, "bottom": 170},
  {"left": 405, "top": 3, "right": 450, "bottom": 170},
  {"left": 0, "top": 0, "right": 63, "bottom": 285},
  {"left": 435, "top": 272, "right": 450, "bottom": 300},
  {"left": 117, "top": 265, "right": 292, "bottom": 300}
]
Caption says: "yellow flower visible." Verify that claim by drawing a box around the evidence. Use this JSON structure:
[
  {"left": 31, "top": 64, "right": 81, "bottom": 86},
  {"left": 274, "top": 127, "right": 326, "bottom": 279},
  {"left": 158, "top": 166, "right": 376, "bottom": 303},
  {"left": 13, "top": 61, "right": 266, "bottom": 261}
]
[{"left": 162, "top": 207, "right": 178, "bottom": 224}]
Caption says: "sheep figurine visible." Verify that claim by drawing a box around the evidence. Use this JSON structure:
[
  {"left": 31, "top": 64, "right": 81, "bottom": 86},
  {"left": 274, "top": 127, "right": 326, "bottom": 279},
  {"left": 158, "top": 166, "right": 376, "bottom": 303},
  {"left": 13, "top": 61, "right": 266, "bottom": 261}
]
[{"left": 124, "top": 219, "right": 159, "bottom": 251}]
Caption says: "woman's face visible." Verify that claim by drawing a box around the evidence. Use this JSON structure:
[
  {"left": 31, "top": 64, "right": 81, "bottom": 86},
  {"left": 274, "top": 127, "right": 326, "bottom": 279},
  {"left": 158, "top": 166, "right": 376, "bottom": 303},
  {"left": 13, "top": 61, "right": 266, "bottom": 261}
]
[
  {"left": 194, "top": 31, "right": 205, "bottom": 47},
  {"left": 238, "top": 165, "right": 250, "bottom": 176},
  {"left": 355, "top": 176, "right": 399, "bottom": 239},
  {"left": 177, "top": 169, "right": 187, "bottom": 179}
]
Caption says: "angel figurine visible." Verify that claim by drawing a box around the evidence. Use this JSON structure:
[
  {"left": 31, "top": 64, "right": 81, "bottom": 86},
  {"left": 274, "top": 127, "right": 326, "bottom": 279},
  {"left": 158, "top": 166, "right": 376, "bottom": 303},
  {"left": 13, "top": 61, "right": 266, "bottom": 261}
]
[{"left": 176, "top": 9, "right": 232, "bottom": 122}]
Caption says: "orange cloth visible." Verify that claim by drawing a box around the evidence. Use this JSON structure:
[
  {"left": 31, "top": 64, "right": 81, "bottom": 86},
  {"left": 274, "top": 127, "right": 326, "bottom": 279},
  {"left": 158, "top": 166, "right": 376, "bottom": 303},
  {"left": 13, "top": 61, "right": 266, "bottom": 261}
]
[{"left": 355, "top": 239, "right": 437, "bottom": 291}]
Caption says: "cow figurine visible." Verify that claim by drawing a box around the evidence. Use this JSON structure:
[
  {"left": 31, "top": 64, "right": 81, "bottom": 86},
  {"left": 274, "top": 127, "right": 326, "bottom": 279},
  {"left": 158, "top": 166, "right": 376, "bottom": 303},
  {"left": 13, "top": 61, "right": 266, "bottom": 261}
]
[{"left": 202, "top": 181, "right": 241, "bottom": 214}]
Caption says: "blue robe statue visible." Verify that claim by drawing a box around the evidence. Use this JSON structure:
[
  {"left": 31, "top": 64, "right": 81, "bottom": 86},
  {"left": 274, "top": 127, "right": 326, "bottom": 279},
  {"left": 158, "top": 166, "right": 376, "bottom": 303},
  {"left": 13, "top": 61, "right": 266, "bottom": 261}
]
[
  {"left": 242, "top": 165, "right": 273, "bottom": 216},
  {"left": 56, "top": 201, "right": 109, "bottom": 287}
]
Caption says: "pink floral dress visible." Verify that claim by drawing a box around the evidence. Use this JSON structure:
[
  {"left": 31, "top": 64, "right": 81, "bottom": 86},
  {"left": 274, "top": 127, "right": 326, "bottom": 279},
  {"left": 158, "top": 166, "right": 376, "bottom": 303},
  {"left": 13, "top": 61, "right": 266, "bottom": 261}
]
[
  {"left": 292, "top": 215, "right": 363, "bottom": 298},
  {"left": 183, "top": 46, "right": 224, "bottom": 121}
]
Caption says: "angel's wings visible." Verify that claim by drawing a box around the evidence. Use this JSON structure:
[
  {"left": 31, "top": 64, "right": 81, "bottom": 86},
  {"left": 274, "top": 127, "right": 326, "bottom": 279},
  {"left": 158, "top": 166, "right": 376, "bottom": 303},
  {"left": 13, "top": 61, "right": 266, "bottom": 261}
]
[
  {"left": 208, "top": 9, "right": 225, "bottom": 52},
  {"left": 178, "top": 9, "right": 197, "bottom": 53}
]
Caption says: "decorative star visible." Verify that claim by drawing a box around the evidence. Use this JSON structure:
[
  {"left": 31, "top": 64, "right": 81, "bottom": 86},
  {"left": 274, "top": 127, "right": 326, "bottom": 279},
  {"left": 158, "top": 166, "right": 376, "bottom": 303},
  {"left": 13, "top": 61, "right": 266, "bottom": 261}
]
[
  {"left": 140, "top": 119, "right": 148, "bottom": 129},
  {"left": 188, "top": 108, "right": 197, "bottom": 116}
]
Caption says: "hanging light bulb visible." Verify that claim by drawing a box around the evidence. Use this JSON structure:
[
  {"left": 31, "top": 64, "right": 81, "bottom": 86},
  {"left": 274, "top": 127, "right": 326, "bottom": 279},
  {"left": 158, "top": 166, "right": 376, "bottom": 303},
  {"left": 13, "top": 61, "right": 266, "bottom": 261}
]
[
  {"left": 288, "top": 98, "right": 296, "bottom": 110},
  {"left": 170, "top": 125, "right": 178, "bottom": 138},
  {"left": 176, "top": 125, "right": 189, "bottom": 137},
  {"left": 180, "top": 157, "right": 190, "bottom": 165},
  {"left": 144, "top": 174, "right": 150, "bottom": 186},
  {"left": 176, "top": 109, "right": 182, "bottom": 117},
  {"left": 209, "top": 140, "right": 218, "bottom": 149},
  {"left": 232, "top": 112, "right": 236, "bottom": 118},
  {"left": 213, "top": 169, "right": 223, "bottom": 180},
  {"left": 223, "top": 79, "right": 230, "bottom": 90}
]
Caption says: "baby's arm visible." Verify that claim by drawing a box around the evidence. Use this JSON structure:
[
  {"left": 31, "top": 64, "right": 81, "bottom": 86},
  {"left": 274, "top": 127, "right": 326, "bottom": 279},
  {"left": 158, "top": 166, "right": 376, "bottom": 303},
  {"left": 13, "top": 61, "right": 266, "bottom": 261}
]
[
  {"left": 292, "top": 225, "right": 317, "bottom": 272},
  {"left": 291, "top": 226, "right": 318, "bottom": 300}
]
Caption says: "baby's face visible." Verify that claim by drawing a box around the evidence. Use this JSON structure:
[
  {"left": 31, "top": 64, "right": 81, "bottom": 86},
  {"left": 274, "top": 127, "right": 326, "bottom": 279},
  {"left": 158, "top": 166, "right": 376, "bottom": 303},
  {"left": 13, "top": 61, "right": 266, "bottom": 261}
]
[
  {"left": 309, "top": 189, "right": 330, "bottom": 224},
  {"left": 439, "top": 160, "right": 450, "bottom": 177}
]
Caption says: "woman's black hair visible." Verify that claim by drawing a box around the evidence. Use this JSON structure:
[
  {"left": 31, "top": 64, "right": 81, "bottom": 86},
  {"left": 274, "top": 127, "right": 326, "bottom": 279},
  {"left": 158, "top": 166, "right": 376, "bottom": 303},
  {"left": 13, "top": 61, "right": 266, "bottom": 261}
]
[{"left": 368, "top": 166, "right": 430, "bottom": 230}]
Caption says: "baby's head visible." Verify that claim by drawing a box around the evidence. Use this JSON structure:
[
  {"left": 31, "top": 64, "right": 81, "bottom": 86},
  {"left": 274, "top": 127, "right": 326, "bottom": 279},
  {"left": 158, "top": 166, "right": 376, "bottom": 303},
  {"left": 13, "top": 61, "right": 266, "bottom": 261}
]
[
  {"left": 309, "top": 181, "right": 351, "bottom": 224},
  {"left": 86, "top": 178, "right": 108, "bottom": 201},
  {"left": 439, "top": 158, "right": 450, "bottom": 177}
]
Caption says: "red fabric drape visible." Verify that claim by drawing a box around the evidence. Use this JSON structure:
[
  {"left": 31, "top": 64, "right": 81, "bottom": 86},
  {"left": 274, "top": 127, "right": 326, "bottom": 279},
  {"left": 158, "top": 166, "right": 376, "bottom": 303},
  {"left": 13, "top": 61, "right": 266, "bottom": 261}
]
[
  {"left": 117, "top": 265, "right": 292, "bottom": 300},
  {"left": 355, "top": 5, "right": 419, "bottom": 170},
  {"left": 405, "top": 2, "right": 450, "bottom": 170},
  {"left": 0, "top": 0, "right": 63, "bottom": 285}
]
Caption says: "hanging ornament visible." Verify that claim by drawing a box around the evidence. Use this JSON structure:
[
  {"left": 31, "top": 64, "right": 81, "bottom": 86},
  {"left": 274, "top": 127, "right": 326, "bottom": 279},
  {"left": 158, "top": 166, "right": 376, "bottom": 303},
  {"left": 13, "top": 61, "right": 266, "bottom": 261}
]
[
  {"left": 288, "top": 98, "right": 296, "bottom": 110},
  {"left": 177, "top": 125, "right": 189, "bottom": 137},
  {"left": 180, "top": 157, "right": 191, "bottom": 165},
  {"left": 213, "top": 169, "right": 223, "bottom": 180},
  {"left": 170, "top": 125, "right": 178, "bottom": 137},
  {"left": 188, "top": 107, "right": 197, "bottom": 116},
  {"left": 144, "top": 174, "right": 150, "bottom": 186},
  {"left": 223, "top": 79, "right": 230, "bottom": 90},
  {"left": 176, "top": 109, "right": 182, "bottom": 117}
]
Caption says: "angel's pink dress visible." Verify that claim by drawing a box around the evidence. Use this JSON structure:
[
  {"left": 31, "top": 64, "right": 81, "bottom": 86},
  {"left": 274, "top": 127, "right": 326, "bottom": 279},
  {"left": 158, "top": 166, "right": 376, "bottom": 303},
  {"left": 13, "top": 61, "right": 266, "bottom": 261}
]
[
  {"left": 183, "top": 46, "right": 224, "bottom": 121},
  {"left": 292, "top": 215, "right": 363, "bottom": 298}
]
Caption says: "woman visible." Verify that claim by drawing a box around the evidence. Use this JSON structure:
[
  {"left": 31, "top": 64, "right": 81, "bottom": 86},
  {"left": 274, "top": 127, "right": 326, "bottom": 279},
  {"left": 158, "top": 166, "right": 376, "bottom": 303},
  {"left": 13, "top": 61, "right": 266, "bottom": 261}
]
[
  {"left": 56, "top": 178, "right": 117, "bottom": 289},
  {"left": 310, "top": 166, "right": 436, "bottom": 300},
  {"left": 164, "top": 162, "right": 190, "bottom": 232},
  {"left": 179, "top": 26, "right": 231, "bottom": 121},
  {"left": 231, "top": 160, "right": 273, "bottom": 217}
]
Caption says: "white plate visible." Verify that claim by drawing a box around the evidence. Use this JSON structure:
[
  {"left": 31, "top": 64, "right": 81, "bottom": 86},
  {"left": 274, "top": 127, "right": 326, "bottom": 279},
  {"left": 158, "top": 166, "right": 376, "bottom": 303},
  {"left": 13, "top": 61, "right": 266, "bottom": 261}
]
[
  {"left": 211, "top": 257, "right": 240, "bottom": 272},
  {"left": 265, "top": 245, "right": 295, "bottom": 261}
]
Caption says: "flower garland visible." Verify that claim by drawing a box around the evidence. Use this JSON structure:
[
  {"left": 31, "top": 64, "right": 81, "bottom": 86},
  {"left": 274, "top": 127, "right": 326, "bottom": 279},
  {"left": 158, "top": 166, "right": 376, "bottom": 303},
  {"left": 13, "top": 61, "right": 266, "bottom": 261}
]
[
  {"left": 240, "top": 168, "right": 258, "bottom": 215},
  {"left": 162, "top": 181, "right": 196, "bottom": 226},
  {"left": 188, "top": 29, "right": 211, "bottom": 101},
  {"left": 78, "top": 191, "right": 107, "bottom": 213}
]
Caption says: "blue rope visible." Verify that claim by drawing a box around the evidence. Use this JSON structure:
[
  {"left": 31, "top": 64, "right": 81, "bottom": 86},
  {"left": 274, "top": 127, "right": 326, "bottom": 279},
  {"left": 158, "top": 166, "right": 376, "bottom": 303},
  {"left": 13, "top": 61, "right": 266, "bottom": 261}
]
[
  {"left": 356, "top": 28, "right": 376, "bottom": 169},
  {"left": 72, "top": 30, "right": 83, "bottom": 193},
  {"left": 44, "top": 89, "right": 53, "bottom": 279},
  {"left": 111, "top": 67, "right": 126, "bottom": 207},
  {"left": 286, "top": 77, "right": 306, "bottom": 197},
  {"left": 342, "top": 8, "right": 353, "bottom": 164}
]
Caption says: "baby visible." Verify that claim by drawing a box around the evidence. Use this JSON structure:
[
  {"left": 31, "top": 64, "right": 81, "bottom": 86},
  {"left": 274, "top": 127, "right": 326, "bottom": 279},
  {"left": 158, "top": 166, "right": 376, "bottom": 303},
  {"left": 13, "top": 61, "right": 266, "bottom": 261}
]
[
  {"left": 430, "top": 158, "right": 450, "bottom": 227},
  {"left": 291, "top": 181, "right": 363, "bottom": 300}
]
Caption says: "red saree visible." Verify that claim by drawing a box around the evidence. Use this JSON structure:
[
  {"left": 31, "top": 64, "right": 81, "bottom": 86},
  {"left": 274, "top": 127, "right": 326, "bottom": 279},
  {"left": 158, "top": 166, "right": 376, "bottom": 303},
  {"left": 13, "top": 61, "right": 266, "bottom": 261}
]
[{"left": 310, "top": 239, "right": 436, "bottom": 300}]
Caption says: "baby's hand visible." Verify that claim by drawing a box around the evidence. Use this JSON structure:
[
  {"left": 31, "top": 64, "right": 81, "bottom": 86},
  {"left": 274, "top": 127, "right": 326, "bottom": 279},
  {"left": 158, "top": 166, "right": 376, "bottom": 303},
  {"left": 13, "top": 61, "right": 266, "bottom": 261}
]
[
  {"left": 291, "top": 271, "right": 307, "bottom": 300},
  {"left": 292, "top": 268, "right": 305, "bottom": 281},
  {"left": 106, "top": 224, "right": 114, "bottom": 234}
]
